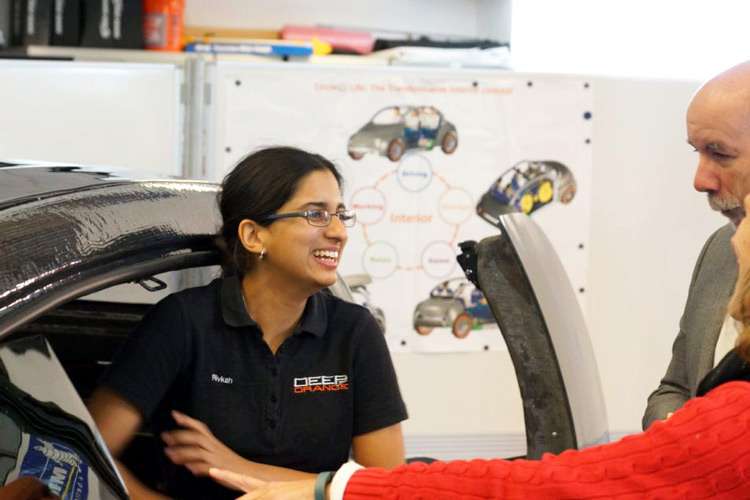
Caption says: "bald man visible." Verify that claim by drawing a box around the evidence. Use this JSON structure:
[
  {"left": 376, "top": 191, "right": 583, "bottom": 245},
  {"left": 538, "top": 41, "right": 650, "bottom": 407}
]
[{"left": 642, "top": 61, "right": 750, "bottom": 429}]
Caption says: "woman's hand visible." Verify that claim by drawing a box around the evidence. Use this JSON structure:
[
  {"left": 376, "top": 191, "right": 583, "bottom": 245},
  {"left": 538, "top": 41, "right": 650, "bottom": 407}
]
[
  {"left": 163, "top": 410, "right": 316, "bottom": 484},
  {"left": 162, "top": 410, "right": 245, "bottom": 477},
  {"left": 0, "top": 476, "right": 60, "bottom": 500},
  {"left": 208, "top": 469, "right": 316, "bottom": 500}
]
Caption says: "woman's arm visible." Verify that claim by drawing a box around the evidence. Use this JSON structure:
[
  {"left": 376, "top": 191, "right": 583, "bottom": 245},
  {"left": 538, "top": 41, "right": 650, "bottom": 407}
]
[
  {"left": 87, "top": 387, "right": 171, "bottom": 500},
  {"left": 348, "top": 310, "right": 408, "bottom": 469},
  {"left": 351, "top": 423, "right": 404, "bottom": 469},
  {"left": 207, "top": 381, "right": 750, "bottom": 499},
  {"left": 208, "top": 469, "right": 316, "bottom": 500}
]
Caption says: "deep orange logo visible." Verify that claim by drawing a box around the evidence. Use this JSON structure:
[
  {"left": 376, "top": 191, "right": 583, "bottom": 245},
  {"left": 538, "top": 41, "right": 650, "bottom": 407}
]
[{"left": 294, "top": 374, "right": 349, "bottom": 394}]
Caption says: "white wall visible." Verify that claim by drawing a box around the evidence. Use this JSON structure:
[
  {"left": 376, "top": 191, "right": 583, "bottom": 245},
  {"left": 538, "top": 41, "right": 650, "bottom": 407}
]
[
  {"left": 587, "top": 76, "right": 726, "bottom": 432},
  {"left": 184, "top": 0, "right": 486, "bottom": 39},
  {"left": 0, "top": 60, "right": 183, "bottom": 174},
  {"left": 511, "top": 0, "right": 750, "bottom": 80}
]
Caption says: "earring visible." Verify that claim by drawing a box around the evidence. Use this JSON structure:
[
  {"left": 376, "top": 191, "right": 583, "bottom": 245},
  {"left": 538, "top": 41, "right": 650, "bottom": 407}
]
[{"left": 259, "top": 247, "right": 265, "bottom": 260}]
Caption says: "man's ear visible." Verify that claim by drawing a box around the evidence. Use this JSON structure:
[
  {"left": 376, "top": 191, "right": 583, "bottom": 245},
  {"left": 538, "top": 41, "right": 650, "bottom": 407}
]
[{"left": 238, "top": 219, "right": 264, "bottom": 254}]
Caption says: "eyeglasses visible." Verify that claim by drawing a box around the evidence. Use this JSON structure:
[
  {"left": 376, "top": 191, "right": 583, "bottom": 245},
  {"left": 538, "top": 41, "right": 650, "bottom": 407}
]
[{"left": 262, "top": 209, "right": 357, "bottom": 228}]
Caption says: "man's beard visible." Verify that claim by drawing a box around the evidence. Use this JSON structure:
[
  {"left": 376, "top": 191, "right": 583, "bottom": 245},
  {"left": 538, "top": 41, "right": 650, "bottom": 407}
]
[{"left": 709, "top": 193, "right": 746, "bottom": 226}]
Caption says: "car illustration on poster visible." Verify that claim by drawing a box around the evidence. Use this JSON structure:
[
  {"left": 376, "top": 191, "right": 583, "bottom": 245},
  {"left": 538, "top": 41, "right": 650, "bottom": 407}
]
[
  {"left": 412, "top": 278, "right": 495, "bottom": 339},
  {"left": 344, "top": 274, "right": 386, "bottom": 333},
  {"left": 476, "top": 160, "right": 577, "bottom": 225},
  {"left": 347, "top": 105, "right": 458, "bottom": 162}
]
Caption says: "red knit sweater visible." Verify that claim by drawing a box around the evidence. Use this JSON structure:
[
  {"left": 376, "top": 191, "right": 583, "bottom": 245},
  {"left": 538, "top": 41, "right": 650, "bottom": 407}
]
[{"left": 344, "top": 381, "right": 750, "bottom": 499}]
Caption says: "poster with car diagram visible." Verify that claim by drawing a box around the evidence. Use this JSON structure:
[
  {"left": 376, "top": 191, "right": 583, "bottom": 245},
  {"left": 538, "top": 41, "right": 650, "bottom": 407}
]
[{"left": 210, "top": 63, "right": 593, "bottom": 353}]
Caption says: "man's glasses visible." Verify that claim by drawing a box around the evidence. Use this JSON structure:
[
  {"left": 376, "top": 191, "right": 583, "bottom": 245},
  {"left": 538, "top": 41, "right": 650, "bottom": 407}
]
[{"left": 262, "top": 209, "right": 357, "bottom": 228}]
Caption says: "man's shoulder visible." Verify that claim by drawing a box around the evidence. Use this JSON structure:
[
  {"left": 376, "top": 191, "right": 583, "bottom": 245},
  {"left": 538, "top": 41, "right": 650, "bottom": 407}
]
[
  {"left": 689, "top": 223, "right": 737, "bottom": 290},
  {"left": 710, "top": 222, "right": 736, "bottom": 242},
  {"left": 697, "top": 223, "right": 736, "bottom": 261}
]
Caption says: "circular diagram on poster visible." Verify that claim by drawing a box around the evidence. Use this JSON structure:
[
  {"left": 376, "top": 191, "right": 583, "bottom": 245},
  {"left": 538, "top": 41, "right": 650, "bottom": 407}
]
[
  {"left": 362, "top": 241, "right": 399, "bottom": 279},
  {"left": 349, "top": 187, "right": 387, "bottom": 225},
  {"left": 397, "top": 154, "right": 432, "bottom": 192},
  {"left": 438, "top": 187, "right": 474, "bottom": 225},
  {"left": 420, "top": 241, "right": 458, "bottom": 278},
  {"left": 353, "top": 153, "right": 470, "bottom": 276}
]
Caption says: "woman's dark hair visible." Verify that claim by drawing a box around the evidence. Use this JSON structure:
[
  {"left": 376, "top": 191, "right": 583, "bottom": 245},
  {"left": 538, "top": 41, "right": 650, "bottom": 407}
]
[{"left": 218, "top": 146, "right": 343, "bottom": 277}]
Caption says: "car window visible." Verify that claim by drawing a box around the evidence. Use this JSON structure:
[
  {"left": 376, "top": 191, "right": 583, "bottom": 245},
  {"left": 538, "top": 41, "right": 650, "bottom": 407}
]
[
  {"left": 82, "top": 266, "right": 221, "bottom": 305},
  {"left": 0, "top": 265, "right": 222, "bottom": 497},
  {"left": 371, "top": 108, "right": 404, "bottom": 125},
  {"left": 0, "top": 336, "right": 127, "bottom": 499}
]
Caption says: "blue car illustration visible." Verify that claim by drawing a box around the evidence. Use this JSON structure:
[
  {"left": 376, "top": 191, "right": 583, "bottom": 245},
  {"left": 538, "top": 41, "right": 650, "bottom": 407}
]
[{"left": 477, "top": 160, "right": 576, "bottom": 225}]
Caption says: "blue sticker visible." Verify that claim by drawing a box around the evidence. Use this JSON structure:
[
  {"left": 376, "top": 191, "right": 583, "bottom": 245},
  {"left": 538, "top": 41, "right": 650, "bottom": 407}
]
[{"left": 19, "top": 435, "right": 89, "bottom": 500}]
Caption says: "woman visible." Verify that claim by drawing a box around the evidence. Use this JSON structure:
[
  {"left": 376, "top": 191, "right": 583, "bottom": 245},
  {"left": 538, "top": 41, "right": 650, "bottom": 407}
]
[
  {"left": 88, "top": 147, "right": 407, "bottom": 499},
  {"left": 211, "top": 195, "right": 750, "bottom": 500}
]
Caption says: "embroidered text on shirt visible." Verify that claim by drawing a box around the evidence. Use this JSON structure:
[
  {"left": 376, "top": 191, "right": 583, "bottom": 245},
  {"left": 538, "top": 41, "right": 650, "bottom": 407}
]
[
  {"left": 211, "top": 373, "right": 233, "bottom": 384},
  {"left": 293, "top": 374, "right": 349, "bottom": 393}
]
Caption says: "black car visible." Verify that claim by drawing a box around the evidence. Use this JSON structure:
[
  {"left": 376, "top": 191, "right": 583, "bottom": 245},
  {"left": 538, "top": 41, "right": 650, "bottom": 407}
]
[{"left": 0, "top": 163, "right": 353, "bottom": 498}]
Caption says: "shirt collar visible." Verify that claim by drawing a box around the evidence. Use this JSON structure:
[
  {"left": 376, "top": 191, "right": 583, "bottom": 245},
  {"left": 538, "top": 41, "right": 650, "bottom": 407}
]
[{"left": 220, "top": 276, "right": 328, "bottom": 337}]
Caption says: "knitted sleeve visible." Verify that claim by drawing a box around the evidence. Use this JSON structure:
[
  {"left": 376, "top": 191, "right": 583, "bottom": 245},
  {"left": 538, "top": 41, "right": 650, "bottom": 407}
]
[{"left": 344, "top": 381, "right": 750, "bottom": 499}]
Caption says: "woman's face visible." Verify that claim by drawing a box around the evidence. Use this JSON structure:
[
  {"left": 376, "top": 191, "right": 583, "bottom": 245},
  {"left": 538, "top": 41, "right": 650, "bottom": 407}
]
[
  {"left": 728, "top": 194, "right": 750, "bottom": 319},
  {"left": 260, "top": 169, "right": 348, "bottom": 293}
]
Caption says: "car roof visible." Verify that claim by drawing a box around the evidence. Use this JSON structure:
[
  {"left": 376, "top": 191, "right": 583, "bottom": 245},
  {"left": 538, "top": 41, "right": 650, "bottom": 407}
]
[
  {"left": 375, "top": 105, "right": 441, "bottom": 113},
  {"left": 0, "top": 164, "right": 221, "bottom": 339},
  {"left": 0, "top": 163, "right": 184, "bottom": 210}
]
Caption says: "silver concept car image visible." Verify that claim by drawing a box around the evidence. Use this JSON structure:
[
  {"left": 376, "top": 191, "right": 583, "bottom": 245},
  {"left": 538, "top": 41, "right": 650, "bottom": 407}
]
[{"left": 348, "top": 105, "right": 458, "bottom": 162}]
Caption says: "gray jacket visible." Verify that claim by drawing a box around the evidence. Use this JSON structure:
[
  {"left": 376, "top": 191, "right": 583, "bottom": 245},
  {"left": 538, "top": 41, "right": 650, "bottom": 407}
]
[{"left": 642, "top": 223, "right": 737, "bottom": 430}]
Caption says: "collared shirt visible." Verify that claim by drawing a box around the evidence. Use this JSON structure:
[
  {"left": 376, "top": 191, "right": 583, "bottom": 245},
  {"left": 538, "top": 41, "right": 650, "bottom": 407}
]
[
  {"left": 103, "top": 276, "right": 406, "bottom": 500},
  {"left": 714, "top": 314, "right": 742, "bottom": 368}
]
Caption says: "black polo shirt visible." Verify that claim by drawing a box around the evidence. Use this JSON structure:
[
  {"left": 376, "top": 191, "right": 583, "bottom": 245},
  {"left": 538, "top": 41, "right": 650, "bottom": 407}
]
[{"left": 102, "top": 276, "right": 407, "bottom": 500}]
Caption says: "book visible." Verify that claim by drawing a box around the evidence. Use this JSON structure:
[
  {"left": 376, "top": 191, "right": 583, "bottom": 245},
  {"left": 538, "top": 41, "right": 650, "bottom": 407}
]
[
  {"left": 183, "top": 39, "right": 315, "bottom": 57},
  {"left": 10, "top": 0, "right": 52, "bottom": 46},
  {"left": 281, "top": 25, "right": 374, "bottom": 55},
  {"left": 80, "top": 0, "right": 142, "bottom": 49},
  {"left": 0, "top": 0, "right": 10, "bottom": 47},
  {"left": 50, "top": 0, "right": 80, "bottom": 46}
]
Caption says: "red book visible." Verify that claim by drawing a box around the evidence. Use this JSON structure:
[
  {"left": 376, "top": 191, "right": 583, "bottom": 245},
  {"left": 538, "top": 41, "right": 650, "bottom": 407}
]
[{"left": 281, "top": 25, "right": 374, "bottom": 55}]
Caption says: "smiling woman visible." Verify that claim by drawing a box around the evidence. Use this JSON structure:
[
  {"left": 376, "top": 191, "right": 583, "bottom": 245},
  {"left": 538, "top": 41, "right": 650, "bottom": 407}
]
[{"left": 87, "top": 146, "right": 408, "bottom": 500}]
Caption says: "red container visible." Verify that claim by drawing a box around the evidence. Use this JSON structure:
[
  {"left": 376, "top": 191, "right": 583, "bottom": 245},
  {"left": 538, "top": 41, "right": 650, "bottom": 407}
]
[{"left": 143, "top": 0, "right": 184, "bottom": 51}]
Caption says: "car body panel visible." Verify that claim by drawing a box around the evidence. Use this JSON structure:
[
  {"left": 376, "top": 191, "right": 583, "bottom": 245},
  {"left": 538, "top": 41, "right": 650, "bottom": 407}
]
[
  {"left": 0, "top": 164, "right": 224, "bottom": 498},
  {"left": 0, "top": 165, "right": 221, "bottom": 340}
]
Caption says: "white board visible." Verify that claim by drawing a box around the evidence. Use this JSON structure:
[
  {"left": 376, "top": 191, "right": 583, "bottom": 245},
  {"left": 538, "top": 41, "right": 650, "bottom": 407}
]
[{"left": 0, "top": 59, "right": 183, "bottom": 175}]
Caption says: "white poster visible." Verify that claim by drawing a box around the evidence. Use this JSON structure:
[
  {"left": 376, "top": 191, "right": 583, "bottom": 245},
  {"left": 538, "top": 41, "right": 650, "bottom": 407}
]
[{"left": 212, "top": 64, "right": 593, "bottom": 353}]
